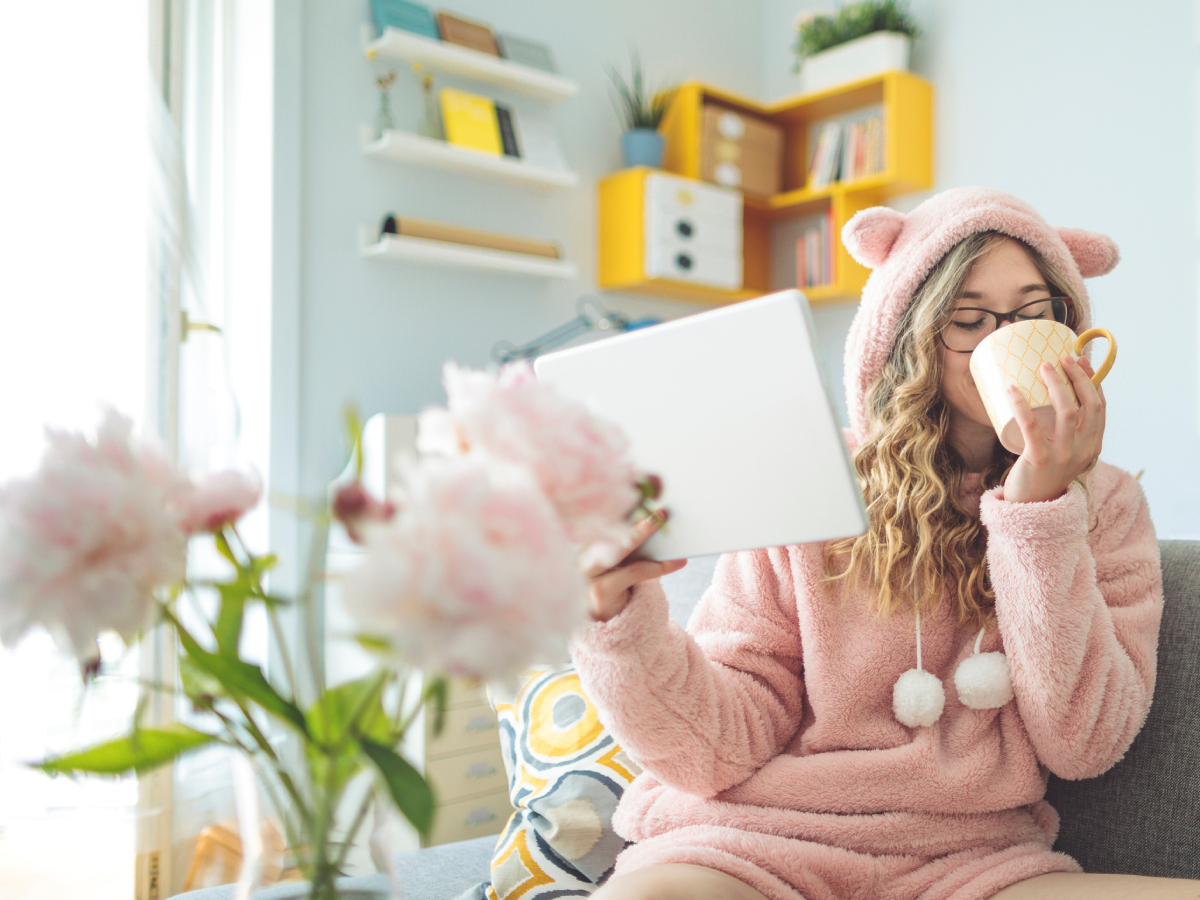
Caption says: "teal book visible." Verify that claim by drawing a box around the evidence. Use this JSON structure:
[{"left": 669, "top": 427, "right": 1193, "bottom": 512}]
[{"left": 371, "top": 0, "right": 439, "bottom": 40}]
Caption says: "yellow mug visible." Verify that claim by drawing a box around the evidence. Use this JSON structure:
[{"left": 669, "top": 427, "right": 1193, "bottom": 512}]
[{"left": 968, "top": 319, "right": 1116, "bottom": 454}]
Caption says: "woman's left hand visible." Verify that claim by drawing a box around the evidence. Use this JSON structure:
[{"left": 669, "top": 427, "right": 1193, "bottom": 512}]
[{"left": 1003, "top": 354, "right": 1105, "bottom": 503}]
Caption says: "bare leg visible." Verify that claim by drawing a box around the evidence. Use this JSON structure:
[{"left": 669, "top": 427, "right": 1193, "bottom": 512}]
[
  {"left": 590, "top": 863, "right": 773, "bottom": 900},
  {"left": 991, "top": 873, "right": 1200, "bottom": 899}
]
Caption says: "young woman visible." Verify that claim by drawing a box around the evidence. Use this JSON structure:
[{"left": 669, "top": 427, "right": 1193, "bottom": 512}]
[{"left": 574, "top": 188, "right": 1190, "bottom": 899}]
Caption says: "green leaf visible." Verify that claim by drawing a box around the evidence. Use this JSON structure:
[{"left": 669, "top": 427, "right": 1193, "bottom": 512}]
[
  {"left": 173, "top": 616, "right": 309, "bottom": 737},
  {"left": 422, "top": 676, "right": 448, "bottom": 738},
  {"left": 214, "top": 530, "right": 239, "bottom": 567},
  {"left": 36, "top": 724, "right": 217, "bottom": 777},
  {"left": 361, "top": 739, "right": 434, "bottom": 841},
  {"left": 250, "top": 553, "right": 278, "bottom": 577},
  {"left": 307, "top": 676, "right": 390, "bottom": 749},
  {"left": 179, "top": 655, "right": 223, "bottom": 706},
  {"left": 213, "top": 580, "right": 252, "bottom": 655},
  {"left": 353, "top": 633, "right": 393, "bottom": 655}
]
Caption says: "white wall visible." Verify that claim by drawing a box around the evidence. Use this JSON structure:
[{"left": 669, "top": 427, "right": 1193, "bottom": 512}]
[
  {"left": 275, "top": 0, "right": 1200, "bottom": 541},
  {"left": 760, "top": 0, "right": 1200, "bottom": 538},
  {"left": 274, "top": 0, "right": 765, "bottom": 518}
]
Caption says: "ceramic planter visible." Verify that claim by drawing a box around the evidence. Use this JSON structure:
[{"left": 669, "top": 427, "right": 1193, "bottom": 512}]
[
  {"left": 799, "top": 31, "right": 912, "bottom": 94},
  {"left": 621, "top": 128, "right": 664, "bottom": 168}
]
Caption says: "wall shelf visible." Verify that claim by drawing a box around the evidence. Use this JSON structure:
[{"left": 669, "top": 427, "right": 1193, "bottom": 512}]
[
  {"left": 360, "top": 229, "right": 578, "bottom": 280},
  {"left": 362, "top": 127, "right": 578, "bottom": 190},
  {"left": 364, "top": 28, "right": 578, "bottom": 103}
]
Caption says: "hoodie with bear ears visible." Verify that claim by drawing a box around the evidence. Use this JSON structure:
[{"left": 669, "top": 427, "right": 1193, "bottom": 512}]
[{"left": 570, "top": 187, "right": 1161, "bottom": 895}]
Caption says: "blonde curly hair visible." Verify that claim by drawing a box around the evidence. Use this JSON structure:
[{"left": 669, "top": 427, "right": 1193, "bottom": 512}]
[{"left": 826, "top": 231, "right": 1084, "bottom": 628}]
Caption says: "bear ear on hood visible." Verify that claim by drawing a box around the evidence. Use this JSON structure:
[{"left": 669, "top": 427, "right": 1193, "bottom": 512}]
[
  {"left": 842, "top": 207, "right": 906, "bottom": 269},
  {"left": 1056, "top": 228, "right": 1119, "bottom": 278}
]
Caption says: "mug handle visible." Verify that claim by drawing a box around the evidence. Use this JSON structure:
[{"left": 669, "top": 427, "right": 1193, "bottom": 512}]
[{"left": 1074, "top": 327, "right": 1117, "bottom": 386}]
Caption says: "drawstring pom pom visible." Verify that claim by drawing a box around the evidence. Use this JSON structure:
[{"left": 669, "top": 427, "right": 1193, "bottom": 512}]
[
  {"left": 954, "top": 651, "right": 1014, "bottom": 709},
  {"left": 892, "top": 668, "right": 945, "bottom": 727}
]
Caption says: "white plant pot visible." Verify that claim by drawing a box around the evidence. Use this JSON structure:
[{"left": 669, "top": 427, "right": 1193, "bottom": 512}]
[{"left": 799, "top": 31, "right": 912, "bottom": 94}]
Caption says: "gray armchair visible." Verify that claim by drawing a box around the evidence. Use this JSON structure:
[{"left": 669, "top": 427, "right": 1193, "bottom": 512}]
[{"left": 173, "top": 540, "right": 1200, "bottom": 899}]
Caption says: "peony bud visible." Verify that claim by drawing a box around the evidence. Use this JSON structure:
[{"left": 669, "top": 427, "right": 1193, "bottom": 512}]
[{"left": 332, "top": 482, "right": 396, "bottom": 544}]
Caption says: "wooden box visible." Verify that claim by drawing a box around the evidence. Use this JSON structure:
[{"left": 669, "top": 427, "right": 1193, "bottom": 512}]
[{"left": 700, "top": 104, "right": 783, "bottom": 198}]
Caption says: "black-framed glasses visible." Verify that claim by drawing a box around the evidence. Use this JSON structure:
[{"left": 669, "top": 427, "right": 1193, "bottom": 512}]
[{"left": 938, "top": 297, "right": 1075, "bottom": 353}]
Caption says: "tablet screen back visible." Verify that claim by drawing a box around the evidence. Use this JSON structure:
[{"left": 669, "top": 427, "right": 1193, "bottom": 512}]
[{"left": 533, "top": 290, "right": 868, "bottom": 560}]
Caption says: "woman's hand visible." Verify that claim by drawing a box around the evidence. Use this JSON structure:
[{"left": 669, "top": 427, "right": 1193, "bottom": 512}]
[
  {"left": 1003, "top": 354, "right": 1105, "bottom": 503},
  {"left": 587, "top": 509, "right": 687, "bottom": 622}
]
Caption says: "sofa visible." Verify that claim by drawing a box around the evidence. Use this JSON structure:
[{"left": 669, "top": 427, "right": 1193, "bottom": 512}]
[{"left": 173, "top": 539, "right": 1200, "bottom": 900}]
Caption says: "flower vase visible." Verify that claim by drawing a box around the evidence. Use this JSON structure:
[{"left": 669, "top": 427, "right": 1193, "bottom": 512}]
[
  {"left": 374, "top": 94, "right": 394, "bottom": 140},
  {"left": 419, "top": 87, "right": 443, "bottom": 141},
  {"left": 621, "top": 128, "right": 664, "bottom": 168}
]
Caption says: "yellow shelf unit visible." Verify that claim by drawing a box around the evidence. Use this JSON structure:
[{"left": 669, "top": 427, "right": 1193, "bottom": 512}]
[
  {"left": 597, "top": 166, "right": 765, "bottom": 305},
  {"left": 599, "top": 71, "right": 932, "bottom": 305}
]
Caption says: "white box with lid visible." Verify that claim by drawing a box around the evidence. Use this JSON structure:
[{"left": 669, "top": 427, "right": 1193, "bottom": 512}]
[{"left": 643, "top": 172, "right": 743, "bottom": 289}]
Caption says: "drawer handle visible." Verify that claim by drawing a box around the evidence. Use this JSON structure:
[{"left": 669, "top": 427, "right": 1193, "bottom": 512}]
[
  {"left": 465, "top": 762, "right": 497, "bottom": 779},
  {"left": 464, "top": 715, "right": 496, "bottom": 733},
  {"left": 675, "top": 253, "right": 693, "bottom": 271},
  {"left": 464, "top": 808, "right": 497, "bottom": 826}
]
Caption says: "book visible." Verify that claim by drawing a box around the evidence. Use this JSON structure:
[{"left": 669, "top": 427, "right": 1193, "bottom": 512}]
[
  {"left": 495, "top": 104, "right": 521, "bottom": 158},
  {"left": 436, "top": 11, "right": 500, "bottom": 55},
  {"left": 510, "top": 111, "right": 569, "bottom": 171},
  {"left": 370, "top": 0, "right": 439, "bottom": 40},
  {"left": 825, "top": 207, "right": 835, "bottom": 284},
  {"left": 809, "top": 122, "right": 843, "bottom": 189},
  {"left": 495, "top": 33, "right": 558, "bottom": 72},
  {"left": 440, "top": 88, "right": 502, "bottom": 156},
  {"left": 385, "top": 215, "right": 561, "bottom": 258},
  {"left": 795, "top": 234, "right": 806, "bottom": 289}
]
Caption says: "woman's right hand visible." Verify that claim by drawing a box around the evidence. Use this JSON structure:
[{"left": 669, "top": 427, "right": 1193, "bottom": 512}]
[{"left": 586, "top": 509, "right": 687, "bottom": 622}]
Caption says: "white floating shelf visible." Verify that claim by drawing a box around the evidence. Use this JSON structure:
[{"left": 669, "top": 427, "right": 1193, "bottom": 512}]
[
  {"left": 362, "top": 128, "right": 578, "bottom": 190},
  {"left": 365, "top": 28, "right": 578, "bottom": 103},
  {"left": 360, "top": 229, "right": 578, "bottom": 280}
]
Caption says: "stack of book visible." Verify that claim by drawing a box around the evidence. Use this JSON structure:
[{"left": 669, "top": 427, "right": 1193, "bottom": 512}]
[
  {"left": 440, "top": 88, "right": 522, "bottom": 158},
  {"left": 807, "top": 116, "right": 885, "bottom": 189},
  {"left": 795, "top": 208, "right": 836, "bottom": 289}
]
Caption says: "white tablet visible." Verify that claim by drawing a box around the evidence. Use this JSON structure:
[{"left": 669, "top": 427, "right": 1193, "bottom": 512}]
[{"left": 533, "top": 289, "right": 868, "bottom": 561}]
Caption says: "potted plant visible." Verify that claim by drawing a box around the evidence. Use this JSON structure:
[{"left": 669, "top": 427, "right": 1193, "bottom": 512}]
[
  {"left": 607, "top": 50, "right": 672, "bottom": 169},
  {"left": 793, "top": 0, "right": 920, "bottom": 94},
  {"left": 0, "top": 364, "right": 660, "bottom": 900}
]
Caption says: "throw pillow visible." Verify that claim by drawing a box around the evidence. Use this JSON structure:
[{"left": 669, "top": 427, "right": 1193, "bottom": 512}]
[{"left": 456, "top": 666, "right": 641, "bottom": 900}]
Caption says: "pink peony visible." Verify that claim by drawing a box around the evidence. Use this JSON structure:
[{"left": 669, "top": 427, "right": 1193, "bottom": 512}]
[
  {"left": 175, "top": 468, "right": 262, "bottom": 534},
  {"left": 0, "top": 409, "right": 188, "bottom": 664},
  {"left": 339, "top": 454, "right": 589, "bottom": 680},
  {"left": 417, "top": 362, "right": 642, "bottom": 562}
]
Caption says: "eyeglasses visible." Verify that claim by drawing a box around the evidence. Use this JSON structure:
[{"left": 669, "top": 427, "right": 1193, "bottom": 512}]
[{"left": 937, "top": 297, "right": 1075, "bottom": 353}]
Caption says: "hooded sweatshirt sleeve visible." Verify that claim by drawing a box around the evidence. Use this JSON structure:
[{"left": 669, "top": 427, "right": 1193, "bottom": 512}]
[
  {"left": 570, "top": 546, "right": 804, "bottom": 798},
  {"left": 979, "top": 463, "right": 1162, "bottom": 780}
]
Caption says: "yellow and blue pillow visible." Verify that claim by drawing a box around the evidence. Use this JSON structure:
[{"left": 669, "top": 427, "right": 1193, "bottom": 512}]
[{"left": 457, "top": 666, "right": 641, "bottom": 900}]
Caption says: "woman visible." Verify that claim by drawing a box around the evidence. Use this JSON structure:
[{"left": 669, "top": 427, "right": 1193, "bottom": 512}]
[{"left": 574, "top": 188, "right": 1188, "bottom": 899}]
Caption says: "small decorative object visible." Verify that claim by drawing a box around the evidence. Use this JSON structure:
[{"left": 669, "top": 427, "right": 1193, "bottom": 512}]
[
  {"left": 495, "top": 33, "right": 558, "bottom": 73},
  {"left": 0, "top": 378, "right": 661, "bottom": 900},
  {"left": 412, "top": 62, "right": 442, "bottom": 140},
  {"left": 370, "top": 0, "right": 439, "bottom": 41},
  {"left": 792, "top": 0, "right": 920, "bottom": 94},
  {"left": 373, "top": 69, "right": 397, "bottom": 139},
  {"left": 606, "top": 50, "right": 672, "bottom": 170},
  {"left": 435, "top": 11, "right": 500, "bottom": 56}
]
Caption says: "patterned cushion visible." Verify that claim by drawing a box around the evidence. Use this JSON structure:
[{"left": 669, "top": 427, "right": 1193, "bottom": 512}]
[{"left": 456, "top": 667, "right": 641, "bottom": 900}]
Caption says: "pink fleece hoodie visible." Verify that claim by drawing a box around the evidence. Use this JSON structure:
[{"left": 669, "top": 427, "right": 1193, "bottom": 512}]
[{"left": 569, "top": 189, "right": 1163, "bottom": 900}]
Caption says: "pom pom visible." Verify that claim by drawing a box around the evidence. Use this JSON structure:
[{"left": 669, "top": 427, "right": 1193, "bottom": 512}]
[
  {"left": 953, "top": 651, "right": 1014, "bottom": 710},
  {"left": 1056, "top": 228, "right": 1119, "bottom": 278},
  {"left": 892, "top": 668, "right": 945, "bottom": 727},
  {"left": 842, "top": 207, "right": 905, "bottom": 269}
]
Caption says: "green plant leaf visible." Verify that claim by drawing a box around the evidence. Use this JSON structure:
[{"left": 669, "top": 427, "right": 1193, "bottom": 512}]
[
  {"left": 793, "top": 0, "right": 919, "bottom": 64},
  {"left": 422, "top": 676, "right": 448, "bottom": 738},
  {"left": 213, "top": 579, "right": 252, "bottom": 655},
  {"left": 172, "top": 615, "right": 309, "bottom": 737},
  {"left": 35, "top": 724, "right": 217, "bottom": 777},
  {"left": 360, "top": 739, "right": 434, "bottom": 841},
  {"left": 307, "top": 676, "right": 391, "bottom": 749}
]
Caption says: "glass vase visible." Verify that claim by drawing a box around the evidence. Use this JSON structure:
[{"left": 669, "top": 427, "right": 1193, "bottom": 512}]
[{"left": 374, "top": 94, "right": 394, "bottom": 140}]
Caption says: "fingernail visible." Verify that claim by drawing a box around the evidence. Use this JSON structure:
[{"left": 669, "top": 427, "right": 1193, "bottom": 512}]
[
  {"left": 654, "top": 508, "right": 669, "bottom": 524},
  {"left": 1063, "top": 355, "right": 1075, "bottom": 366}
]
